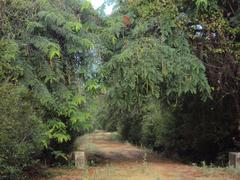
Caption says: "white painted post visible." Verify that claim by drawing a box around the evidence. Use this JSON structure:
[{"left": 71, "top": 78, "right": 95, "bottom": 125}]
[
  {"left": 73, "top": 151, "right": 86, "bottom": 169},
  {"left": 229, "top": 152, "right": 240, "bottom": 168}
]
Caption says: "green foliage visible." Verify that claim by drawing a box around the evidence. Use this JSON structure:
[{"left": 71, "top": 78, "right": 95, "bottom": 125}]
[
  {"left": 99, "top": 0, "right": 211, "bottom": 145},
  {"left": 195, "top": 0, "right": 208, "bottom": 9},
  {"left": 81, "top": 0, "right": 92, "bottom": 11},
  {"left": 45, "top": 119, "right": 71, "bottom": 145},
  {"left": 0, "top": 83, "right": 45, "bottom": 178},
  {"left": 0, "top": 40, "right": 23, "bottom": 82},
  {"left": 0, "top": 0, "right": 98, "bottom": 177},
  {"left": 97, "top": 0, "right": 240, "bottom": 164},
  {"left": 141, "top": 101, "right": 175, "bottom": 149}
]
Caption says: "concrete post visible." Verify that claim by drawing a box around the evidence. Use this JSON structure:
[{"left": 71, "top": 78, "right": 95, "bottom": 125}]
[
  {"left": 73, "top": 151, "right": 86, "bottom": 169},
  {"left": 229, "top": 152, "right": 240, "bottom": 168}
]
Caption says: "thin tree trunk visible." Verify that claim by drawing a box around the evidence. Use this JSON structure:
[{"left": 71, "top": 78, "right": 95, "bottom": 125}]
[{"left": 234, "top": 93, "right": 240, "bottom": 145}]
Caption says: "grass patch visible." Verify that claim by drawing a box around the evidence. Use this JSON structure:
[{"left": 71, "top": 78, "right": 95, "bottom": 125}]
[
  {"left": 199, "top": 161, "right": 240, "bottom": 178},
  {"left": 109, "top": 132, "right": 122, "bottom": 141}
]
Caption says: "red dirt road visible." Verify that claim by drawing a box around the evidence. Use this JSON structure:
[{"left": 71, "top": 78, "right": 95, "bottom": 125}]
[{"left": 44, "top": 131, "right": 239, "bottom": 180}]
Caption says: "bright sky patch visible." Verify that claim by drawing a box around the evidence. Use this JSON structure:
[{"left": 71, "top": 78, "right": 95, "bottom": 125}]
[{"left": 90, "top": 0, "right": 113, "bottom": 15}]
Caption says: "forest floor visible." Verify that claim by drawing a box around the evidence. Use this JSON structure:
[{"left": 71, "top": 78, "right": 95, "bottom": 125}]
[{"left": 40, "top": 131, "right": 240, "bottom": 180}]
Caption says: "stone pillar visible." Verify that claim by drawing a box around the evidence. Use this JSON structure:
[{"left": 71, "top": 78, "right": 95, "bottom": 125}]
[
  {"left": 73, "top": 151, "right": 86, "bottom": 169},
  {"left": 229, "top": 152, "right": 240, "bottom": 168}
]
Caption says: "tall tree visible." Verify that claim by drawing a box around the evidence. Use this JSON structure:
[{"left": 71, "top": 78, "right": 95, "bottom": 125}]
[
  {"left": 0, "top": 0, "right": 99, "bottom": 177},
  {"left": 99, "top": 0, "right": 210, "bottom": 142}
]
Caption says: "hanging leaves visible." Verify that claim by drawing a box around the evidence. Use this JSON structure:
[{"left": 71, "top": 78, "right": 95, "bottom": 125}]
[
  {"left": 99, "top": 0, "right": 211, "bottom": 146},
  {"left": 195, "top": 0, "right": 208, "bottom": 9},
  {"left": 48, "top": 46, "right": 61, "bottom": 61}
]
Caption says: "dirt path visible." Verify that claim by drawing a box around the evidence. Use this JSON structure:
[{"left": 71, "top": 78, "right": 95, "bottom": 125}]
[
  {"left": 74, "top": 131, "right": 147, "bottom": 163},
  {"left": 46, "top": 131, "right": 239, "bottom": 180}
]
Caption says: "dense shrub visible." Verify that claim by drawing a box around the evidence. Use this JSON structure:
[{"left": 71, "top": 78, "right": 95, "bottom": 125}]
[
  {"left": 172, "top": 96, "right": 237, "bottom": 163},
  {"left": 0, "top": 83, "right": 45, "bottom": 178},
  {"left": 141, "top": 102, "right": 175, "bottom": 150},
  {"left": 0, "top": 0, "right": 99, "bottom": 173}
]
